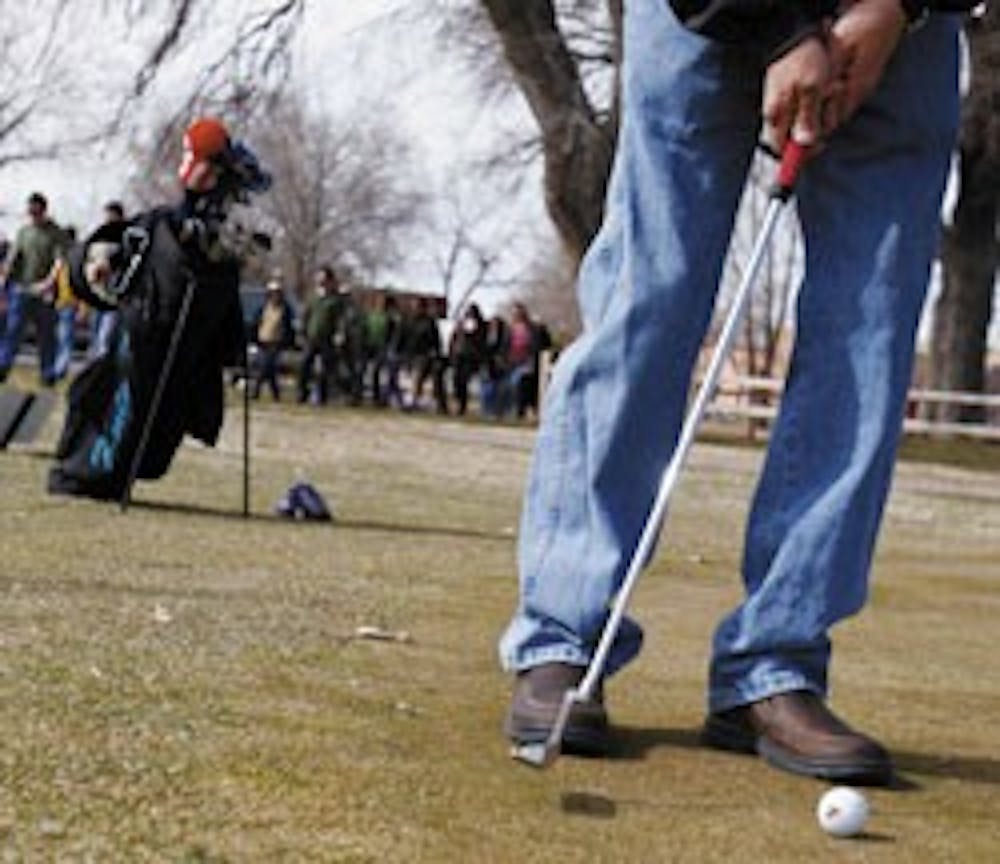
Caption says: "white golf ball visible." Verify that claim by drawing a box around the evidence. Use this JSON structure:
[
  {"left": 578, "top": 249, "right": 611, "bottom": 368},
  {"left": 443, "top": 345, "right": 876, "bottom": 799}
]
[{"left": 816, "top": 786, "right": 870, "bottom": 838}]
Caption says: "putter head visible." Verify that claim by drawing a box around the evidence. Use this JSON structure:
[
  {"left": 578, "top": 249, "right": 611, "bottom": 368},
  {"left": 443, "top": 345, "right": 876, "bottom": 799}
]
[
  {"left": 509, "top": 739, "right": 558, "bottom": 769},
  {"left": 509, "top": 687, "right": 580, "bottom": 770}
]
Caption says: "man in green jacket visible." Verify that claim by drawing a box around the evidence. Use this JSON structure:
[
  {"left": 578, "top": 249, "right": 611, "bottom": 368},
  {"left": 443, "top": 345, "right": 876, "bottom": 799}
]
[
  {"left": 297, "top": 265, "right": 343, "bottom": 405},
  {"left": 0, "top": 192, "right": 67, "bottom": 385}
]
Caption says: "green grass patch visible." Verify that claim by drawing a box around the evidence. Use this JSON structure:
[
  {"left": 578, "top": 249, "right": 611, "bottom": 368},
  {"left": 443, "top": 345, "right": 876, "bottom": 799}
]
[{"left": 0, "top": 396, "right": 997, "bottom": 860}]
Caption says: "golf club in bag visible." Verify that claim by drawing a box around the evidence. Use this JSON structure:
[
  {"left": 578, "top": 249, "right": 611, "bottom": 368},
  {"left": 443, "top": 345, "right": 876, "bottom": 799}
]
[{"left": 511, "top": 139, "right": 812, "bottom": 769}]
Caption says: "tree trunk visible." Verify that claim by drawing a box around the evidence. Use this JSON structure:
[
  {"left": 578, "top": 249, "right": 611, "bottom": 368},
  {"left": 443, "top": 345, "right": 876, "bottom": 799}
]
[
  {"left": 933, "top": 166, "right": 997, "bottom": 421},
  {"left": 479, "top": 0, "right": 620, "bottom": 263},
  {"left": 930, "top": 8, "right": 1000, "bottom": 421}
]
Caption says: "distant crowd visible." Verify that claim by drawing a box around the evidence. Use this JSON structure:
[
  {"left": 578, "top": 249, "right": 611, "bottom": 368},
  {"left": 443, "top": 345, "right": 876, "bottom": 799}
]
[
  {"left": 251, "top": 265, "right": 554, "bottom": 420},
  {"left": 0, "top": 190, "right": 555, "bottom": 421}
]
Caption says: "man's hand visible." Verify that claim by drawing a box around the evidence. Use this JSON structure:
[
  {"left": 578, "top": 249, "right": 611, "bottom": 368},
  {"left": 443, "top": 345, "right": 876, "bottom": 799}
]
[
  {"left": 29, "top": 279, "right": 55, "bottom": 304},
  {"left": 763, "top": 36, "right": 833, "bottom": 151},
  {"left": 826, "top": 0, "right": 908, "bottom": 126}
]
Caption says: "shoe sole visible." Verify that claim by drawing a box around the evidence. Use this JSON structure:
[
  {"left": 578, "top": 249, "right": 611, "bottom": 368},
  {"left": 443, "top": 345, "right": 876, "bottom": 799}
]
[
  {"left": 757, "top": 737, "right": 894, "bottom": 786},
  {"left": 703, "top": 716, "right": 893, "bottom": 786}
]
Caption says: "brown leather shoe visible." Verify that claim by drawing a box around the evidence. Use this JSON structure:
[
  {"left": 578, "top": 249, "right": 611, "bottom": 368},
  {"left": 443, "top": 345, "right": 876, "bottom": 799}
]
[
  {"left": 504, "top": 663, "right": 610, "bottom": 756},
  {"left": 702, "top": 690, "right": 893, "bottom": 786}
]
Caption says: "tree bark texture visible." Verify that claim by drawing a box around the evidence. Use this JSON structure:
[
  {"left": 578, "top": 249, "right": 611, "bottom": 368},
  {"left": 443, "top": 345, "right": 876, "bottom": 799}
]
[
  {"left": 480, "top": 0, "right": 620, "bottom": 263},
  {"left": 931, "top": 8, "right": 1000, "bottom": 421}
]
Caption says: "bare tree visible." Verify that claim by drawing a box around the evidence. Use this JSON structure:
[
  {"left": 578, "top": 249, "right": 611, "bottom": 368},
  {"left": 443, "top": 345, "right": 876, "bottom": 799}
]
[
  {"left": 0, "top": 1, "right": 76, "bottom": 169},
  {"left": 0, "top": 1, "right": 309, "bottom": 192},
  {"left": 930, "top": 7, "right": 1000, "bottom": 419},
  {"left": 515, "top": 243, "right": 582, "bottom": 339},
  {"left": 126, "top": 88, "right": 426, "bottom": 297},
  {"left": 466, "top": 1, "right": 621, "bottom": 264},
  {"left": 249, "top": 97, "right": 426, "bottom": 296},
  {"left": 115, "top": 0, "right": 304, "bottom": 136},
  {"left": 429, "top": 183, "right": 529, "bottom": 319}
]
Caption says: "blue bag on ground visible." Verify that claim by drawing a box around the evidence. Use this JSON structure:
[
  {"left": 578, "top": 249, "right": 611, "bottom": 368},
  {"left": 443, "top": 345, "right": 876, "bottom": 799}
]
[{"left": 275, "top": 481, "right": 333, "bottom": 521}]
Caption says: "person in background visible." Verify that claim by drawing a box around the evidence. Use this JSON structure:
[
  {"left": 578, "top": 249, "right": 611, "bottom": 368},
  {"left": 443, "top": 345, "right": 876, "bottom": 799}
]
[
  {"left": 372, "top": 294, "right": 405, "bottom": 408},
  {"left": 518, "top": 316, "right": 553, "bottom": 419},
  {"left": 87, "top": 201, "right": 126, "bottom": 360},
  {"left": 480, "top": 312, "right": 510, "bottom": 419},
  {"left": 52, "top": 226, "right": 80, "bottom": 381},
  {"left": 331, "top": 281, "right": 366, "bottom": 406},
  {"left": 251, "top": 278, "right": 295, "bottom": 401},
  {"left": 0, "top": 192, "right": 66, "bottom": 385},
  {"left": 0, "top": 236, "right": 9, "bottom": 336},
  {"left": 364, "top": 293, "right": 388, "bottom": 404},
  {"left": 297, "top": 265, "right": 342, "bottom": 405},
  {"left": 405, "top": 297, "right": 448, "bottom": 414},
  {"left": 492, "top": 302, "right": 539, "bottom": 419},
  {"left": 449, "top": 303, "right": 486, "bottom": 416}
]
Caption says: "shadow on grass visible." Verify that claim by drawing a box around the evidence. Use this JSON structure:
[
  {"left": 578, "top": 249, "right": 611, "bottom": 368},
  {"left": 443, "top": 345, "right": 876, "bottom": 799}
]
[
  {"left": 560, "top": 791, "right": 617, "bottom": 819},
  {"left": 128, "top": 498, "right": 512, "bottom": 542},
  {"left": 853, "top": 832, "right": 896, "bottom": 844},
  {"left": 6, "top": 447, "right": 55, "bottom": 460},
  {"left": 607, "top": 725, "right": 704, "bottom": 759},
  {"left": 892, "top": 749, "right": 1000, "bottom": 787},
  {"left": 129, "top": 498, "right": 274, "bottom": 523},
  {"left": 608, "top": 726, "right": 1000, "bottom": 788}
]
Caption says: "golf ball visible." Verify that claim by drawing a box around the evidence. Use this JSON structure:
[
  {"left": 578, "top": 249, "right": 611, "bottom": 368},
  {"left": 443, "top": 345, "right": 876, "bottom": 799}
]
[{"left": 816, "top": 786, "right": 870, "bottom": 838}]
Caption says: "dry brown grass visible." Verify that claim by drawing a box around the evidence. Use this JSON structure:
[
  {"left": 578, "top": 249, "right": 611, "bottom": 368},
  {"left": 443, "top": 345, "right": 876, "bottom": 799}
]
[{"left": 0, "top": 385, "right": 997, "bottom": 861}]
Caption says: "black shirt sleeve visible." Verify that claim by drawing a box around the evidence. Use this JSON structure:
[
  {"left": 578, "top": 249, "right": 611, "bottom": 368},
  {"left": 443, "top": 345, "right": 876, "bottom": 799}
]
[
  {"left": 669, "top": 0, "right": 838, "bottom": 60},
  {"left": 904, "top": 0, "right": 981, "bottom": 20},
  {"left": 670, "top": 0, "right": 980, "bottom": 60}
]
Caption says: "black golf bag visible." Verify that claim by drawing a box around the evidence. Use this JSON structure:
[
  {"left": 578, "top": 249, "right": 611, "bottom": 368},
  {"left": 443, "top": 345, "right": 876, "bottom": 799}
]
[{"left": 48, "top": 207, "right": 245, "bottom": 500}]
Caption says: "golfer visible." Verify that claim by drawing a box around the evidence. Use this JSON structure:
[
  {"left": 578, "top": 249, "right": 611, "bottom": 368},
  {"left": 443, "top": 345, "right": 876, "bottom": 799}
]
[{"left": 500, "top": 0, "right": 976, "bottom": 785}]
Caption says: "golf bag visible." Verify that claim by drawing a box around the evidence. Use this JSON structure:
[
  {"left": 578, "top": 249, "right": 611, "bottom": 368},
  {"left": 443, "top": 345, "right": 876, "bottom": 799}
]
[{"left": 48, "top": 207, "right": 245, "bottom": 500}]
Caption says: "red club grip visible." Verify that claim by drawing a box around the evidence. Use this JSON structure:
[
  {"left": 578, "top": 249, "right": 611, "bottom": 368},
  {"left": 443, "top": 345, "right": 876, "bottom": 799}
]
[{"left": 774, "top": 139, "right": 812, "bottom": 200}]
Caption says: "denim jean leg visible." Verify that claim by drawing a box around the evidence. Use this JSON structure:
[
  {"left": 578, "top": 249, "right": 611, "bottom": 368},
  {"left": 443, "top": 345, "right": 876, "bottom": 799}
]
[
  {"left": 0, "top": 286, "right": 26, "bottom": 371},
  {"left": 54, "top": 306, "right": 75, "bottom": 380},
  {"left": 90, "top": 310, "right": 119, "bottom": 360},
  {"left": 33, "top": 298, "right": 58, "bottom": 383},
  {"left": 500, "top": 0, "right": 761, "bottom": 674},
  {"left": 708, "top": 17, "right": 961, "bottom": 712}
]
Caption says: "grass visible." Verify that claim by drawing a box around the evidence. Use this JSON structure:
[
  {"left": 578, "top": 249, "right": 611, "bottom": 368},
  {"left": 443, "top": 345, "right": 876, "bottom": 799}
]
[{"left": 1, "top": 379, "right": 998, "bottom": 861}]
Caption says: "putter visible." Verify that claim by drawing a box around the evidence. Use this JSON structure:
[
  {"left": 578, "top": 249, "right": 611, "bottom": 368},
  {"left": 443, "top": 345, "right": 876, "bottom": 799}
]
[
  {"left": 511, "top": 139, "right": 811, "bottom": 769},
  {"left": 120, "top": 277, "right": 197, "bottom": 512}
]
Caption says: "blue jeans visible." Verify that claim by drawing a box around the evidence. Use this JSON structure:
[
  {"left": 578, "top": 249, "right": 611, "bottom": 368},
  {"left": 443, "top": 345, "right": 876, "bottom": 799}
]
[
  {"left": 53, "top": 305, "right": 76, "bottom": 380},
  {"left": 0, "top": 285, "right": 57, "bottom": 382},
  {"left": 499, "top": 1, "right": 959, "bottom": 715},
  {"left": 89, "top": 309, "right": 120, "bottom": 360},
  {"left": 484, "top": 363, "right": 533, "bottom": 419}
]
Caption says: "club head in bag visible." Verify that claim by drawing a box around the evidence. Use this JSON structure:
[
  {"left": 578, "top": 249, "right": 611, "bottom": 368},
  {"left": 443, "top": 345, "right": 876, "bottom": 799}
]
[{"left": 509, "top": 687, "right": 580, "bottom": 769}]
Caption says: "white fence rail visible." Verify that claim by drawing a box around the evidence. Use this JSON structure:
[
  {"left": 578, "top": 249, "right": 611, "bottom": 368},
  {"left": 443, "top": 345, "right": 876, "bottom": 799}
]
[{"left": 708, "top": 376, "right": 1000, "bottom": 442}]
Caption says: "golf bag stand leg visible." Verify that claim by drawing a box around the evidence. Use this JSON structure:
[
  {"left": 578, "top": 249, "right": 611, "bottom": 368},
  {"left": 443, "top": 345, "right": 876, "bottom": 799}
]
[{"left": 511, "top": 140, "right": 811, "bottom": 768}]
